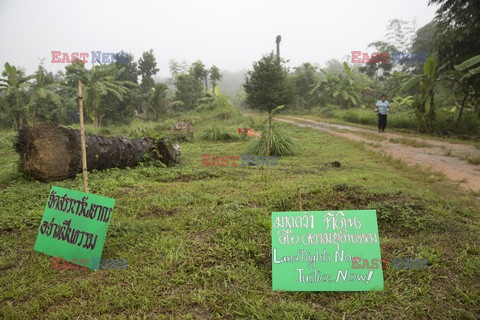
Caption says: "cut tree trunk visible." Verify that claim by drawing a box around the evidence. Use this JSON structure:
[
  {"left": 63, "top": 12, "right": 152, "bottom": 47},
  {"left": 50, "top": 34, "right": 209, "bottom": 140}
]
[{"left": 15, "top": 123, "right": 181, "bottom": 182}]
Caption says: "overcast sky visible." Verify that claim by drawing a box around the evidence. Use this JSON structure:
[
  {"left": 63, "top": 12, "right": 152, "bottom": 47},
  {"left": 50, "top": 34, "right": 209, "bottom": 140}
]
[{"left": 0, "top": 0, "right": 438, "bottom": 77}]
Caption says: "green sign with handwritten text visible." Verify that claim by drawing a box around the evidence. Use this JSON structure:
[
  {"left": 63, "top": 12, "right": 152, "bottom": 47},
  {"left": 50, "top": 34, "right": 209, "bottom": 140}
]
[
  {"left": 34, "top": 186, "right": 115, "bottom": 270},
  {"left": 272, "top": 210, "right": 383, "bottom": 291}
]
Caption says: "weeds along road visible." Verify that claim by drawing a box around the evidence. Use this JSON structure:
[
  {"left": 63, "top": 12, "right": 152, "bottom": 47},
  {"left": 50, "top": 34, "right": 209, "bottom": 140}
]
[{"left": 277, "top": 115, "right": 480, "bottom": 192}]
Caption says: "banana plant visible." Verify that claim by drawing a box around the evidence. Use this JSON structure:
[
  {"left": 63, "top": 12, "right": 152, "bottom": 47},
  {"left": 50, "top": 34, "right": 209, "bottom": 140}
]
[
  {"left": 454, "top": 54, "right": 480, "bottom": 81},
  {"left": 0, "top": 63, "right": 34, "bottom": 129},
  {"left": 391, "top": 95, "right": 414, "bottom": 112},
  {"left": 198, "top": 85, "right": 221, "bottom": 105},
  {"left": 399, "top": 57, "right": 441, "bottom": 131},
  {"left": 454, "top": 54, "right": 480, "bottom": 119},
  {"left": 310, "top": 62, "right": 370, "bottom": 108},
  {"left": 65, "top": 62, "right": 137, "bottom": 127},
  {"left": 27, "top": 66, "right": 62, "bottom": 125}
]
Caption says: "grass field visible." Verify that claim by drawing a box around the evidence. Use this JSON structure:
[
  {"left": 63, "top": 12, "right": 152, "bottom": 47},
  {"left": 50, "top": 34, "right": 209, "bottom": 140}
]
[{"left": 1, "top": 112, "right": 479, "bottom": 319}]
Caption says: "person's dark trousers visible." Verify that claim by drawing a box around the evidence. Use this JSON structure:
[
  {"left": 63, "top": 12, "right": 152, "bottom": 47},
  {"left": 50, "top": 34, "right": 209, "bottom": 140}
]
[{"left": 378, "top": 114, "right": 387, "bottom": 132}]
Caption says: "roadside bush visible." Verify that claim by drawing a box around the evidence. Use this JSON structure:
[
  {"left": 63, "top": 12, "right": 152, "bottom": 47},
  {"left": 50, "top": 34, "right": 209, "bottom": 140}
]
[{"left": 435, "top": 110, "right": 480, "bottom": 136}]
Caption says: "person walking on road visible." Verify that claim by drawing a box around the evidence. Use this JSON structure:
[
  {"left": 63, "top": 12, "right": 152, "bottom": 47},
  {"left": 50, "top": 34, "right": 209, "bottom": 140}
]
[{"left": 375, "top": 94, "right": 390, "bottom": 132}]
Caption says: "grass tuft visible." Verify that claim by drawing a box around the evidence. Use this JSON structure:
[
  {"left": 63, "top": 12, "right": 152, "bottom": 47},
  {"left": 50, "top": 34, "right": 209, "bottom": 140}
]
[
  {"left": 247, "top": 124, "right": 297, "bottom": 156},
  {"left": 199, "top": 125, "right": 239, "bottom": 142}
]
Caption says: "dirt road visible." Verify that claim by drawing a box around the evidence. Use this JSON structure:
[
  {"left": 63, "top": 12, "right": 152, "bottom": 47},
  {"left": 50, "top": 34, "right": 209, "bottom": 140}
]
[{"left": 277, "top": 115, "right": 480, "bottom": 192}]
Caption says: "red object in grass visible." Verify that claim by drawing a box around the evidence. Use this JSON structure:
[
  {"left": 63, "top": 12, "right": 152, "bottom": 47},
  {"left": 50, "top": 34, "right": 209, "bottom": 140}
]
[{"left": 238, "top": 127, "right": 261, "bottom": 137}]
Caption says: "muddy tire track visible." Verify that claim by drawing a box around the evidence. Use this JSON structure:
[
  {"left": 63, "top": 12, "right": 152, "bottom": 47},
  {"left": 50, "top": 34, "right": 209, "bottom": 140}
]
[{"left": 278, "top": 116, "right": 480, "bottom": 192}]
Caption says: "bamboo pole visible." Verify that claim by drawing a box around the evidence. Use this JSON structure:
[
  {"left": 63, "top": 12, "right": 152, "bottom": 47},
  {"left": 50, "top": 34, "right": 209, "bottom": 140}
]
[{"left": 78, "top": 79, "right": 89, "bottom": 193}]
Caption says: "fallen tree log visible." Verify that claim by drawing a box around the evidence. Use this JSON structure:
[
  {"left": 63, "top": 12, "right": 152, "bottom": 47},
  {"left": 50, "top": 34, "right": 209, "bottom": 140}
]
[{"left": 15, "top": 123, "right": 181, "bottom": 182}]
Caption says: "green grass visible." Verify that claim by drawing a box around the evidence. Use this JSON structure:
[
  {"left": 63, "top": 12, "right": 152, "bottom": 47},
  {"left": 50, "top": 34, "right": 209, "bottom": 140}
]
[
  {"left": 355, "top": 131, "right": 386, "bottom": 142},
  {"left": 445, "top": 149, "right": 480, "bottom": 165},
  {"left": 459, "top": 153, "right": 480, "bottom": 165},
  {"left": 467, "top": 156, "right": 480, "bottom": 165},
  {"left": 389, "top": 137, "right": 431, "bottom": 148},
  {"left": 199, "top": 125, "right": 240, "bottom": 142},
  {"left": 1, "top": 114, "right": 480, "bottom": 319}
]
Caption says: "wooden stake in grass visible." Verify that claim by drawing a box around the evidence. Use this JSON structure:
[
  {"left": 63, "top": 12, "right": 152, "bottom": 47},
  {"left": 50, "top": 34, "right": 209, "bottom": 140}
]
[{"left": 78, "top": 79, "right": 89, "bottom": 193}]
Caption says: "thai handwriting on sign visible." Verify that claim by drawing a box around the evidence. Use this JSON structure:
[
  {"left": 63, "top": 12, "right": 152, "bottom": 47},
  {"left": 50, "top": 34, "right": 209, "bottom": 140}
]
[
  {"left": 39, "top": 218, "right": 98, "bottom": 250},
  {"left": 274, "top": 212, "right": 377, "bottom": 250},
  {"left": 38, "top": 190, "right": 114, "bottom": 251},
  {"left": 271, "top": 210, "right": 384, "bottom": 291},
  {"left": 47, "top": 191, "right": 113, "bottom": 223}
]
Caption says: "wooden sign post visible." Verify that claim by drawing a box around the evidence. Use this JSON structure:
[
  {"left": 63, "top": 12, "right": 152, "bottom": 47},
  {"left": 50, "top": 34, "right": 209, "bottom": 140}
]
[{"left": 78, "top": 79, "right": 89, "bottom": 193}]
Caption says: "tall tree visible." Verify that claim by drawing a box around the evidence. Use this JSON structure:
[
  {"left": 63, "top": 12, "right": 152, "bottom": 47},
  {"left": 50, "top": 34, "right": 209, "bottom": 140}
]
[
  {"left": 291, "top": 62, "right": 318, "bottom": 109},
  {"left": 138, "top": 49, "right": 159, "bottom": 91},
  {"left": 209, "top": 65, "right": 222, "bottom": 89},
  {"left": 358, "top": 41, "right": 397, "bottom": 81},
  {"left": 174, "top": 74, "right": 202, "bottom": 110},
  {"left": 410, "top": 21, "right": 438, "bottom": 74},
  {"left": 190, "top": 60, "right": 209, "bottom": 90},
  {"left": 324, "top": 59, "right": 344, "bottom": 74},
  {"left": 429, "top": 0, "right": 480, "bottom": 69},
  {"left": 385, "top": 19, "right": 417, "bottom": 53},
  {"left": 169, "top": 59, "right": 189, "bottom": 77},
  {"left": 113, "top": 52, "right": 141, "bottom": 123},
  {"left": 113, "top": 51, "right": 138, "bottom": 83},
  {"left": 244, "top": 53, "right": 294, "bottom": 112},
  {"left": 429, "top": 0, "right": 480, "bottom": 105}
]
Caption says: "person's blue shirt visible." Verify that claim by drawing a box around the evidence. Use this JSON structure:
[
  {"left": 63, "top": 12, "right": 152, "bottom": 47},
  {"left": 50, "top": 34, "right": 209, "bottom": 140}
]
[{"left": 376, "top": 100, "right": 390, "bottom": 115}]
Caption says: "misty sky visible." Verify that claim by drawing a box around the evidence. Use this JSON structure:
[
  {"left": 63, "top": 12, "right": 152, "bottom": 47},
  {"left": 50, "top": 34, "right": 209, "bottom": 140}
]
[{"left": 0, "top": 0, "right": 438, "bottom": 77}]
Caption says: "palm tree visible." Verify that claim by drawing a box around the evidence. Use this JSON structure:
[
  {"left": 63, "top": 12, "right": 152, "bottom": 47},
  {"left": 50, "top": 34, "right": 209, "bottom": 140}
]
[{"left": 0, "top": 63, "right": 34, "bottom": 129}]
